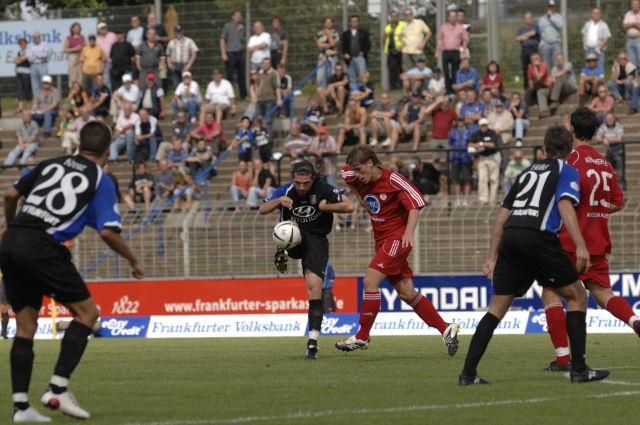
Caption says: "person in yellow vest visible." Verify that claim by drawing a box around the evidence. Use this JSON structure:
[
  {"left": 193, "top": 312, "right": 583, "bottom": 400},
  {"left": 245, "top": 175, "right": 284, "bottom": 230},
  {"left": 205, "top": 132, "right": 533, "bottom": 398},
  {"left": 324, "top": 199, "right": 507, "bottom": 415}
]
[{"left": 384, "top": 10, "right": 405, "bottom": 90}]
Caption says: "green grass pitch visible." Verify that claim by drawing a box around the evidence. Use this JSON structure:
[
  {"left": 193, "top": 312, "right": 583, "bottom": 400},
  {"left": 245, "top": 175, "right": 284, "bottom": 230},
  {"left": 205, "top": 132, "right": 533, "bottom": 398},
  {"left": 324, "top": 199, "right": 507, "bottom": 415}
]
[{"left": 1, "top": 334, "right": 638, "bottom": 425}]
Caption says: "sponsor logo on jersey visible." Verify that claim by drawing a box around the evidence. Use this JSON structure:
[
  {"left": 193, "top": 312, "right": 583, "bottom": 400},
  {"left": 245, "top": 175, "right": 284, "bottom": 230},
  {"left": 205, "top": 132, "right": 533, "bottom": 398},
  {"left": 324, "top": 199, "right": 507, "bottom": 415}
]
[
  {"left": 570, "top": 181, "right": 579, "bottom": 191},
  {"left": 293, "top": 205, "right": 317, "bottom": 218},
  {"left": 100, "top": 317, "right": 149, "bottom": 338},
  {"left": 364, "top": 194, "right": 381, "bottom": 213}
]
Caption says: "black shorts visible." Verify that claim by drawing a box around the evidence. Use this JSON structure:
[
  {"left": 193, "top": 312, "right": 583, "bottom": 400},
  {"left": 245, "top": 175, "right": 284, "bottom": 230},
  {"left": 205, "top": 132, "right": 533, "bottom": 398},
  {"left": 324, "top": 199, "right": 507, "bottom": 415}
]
[
  {"left": 451, "top": 162, "right": 471, "bottom": 183},
  {"left": 493, "top": 227, "right": 580, "bottom": 297},
  {"left": 238, "top": 150, "right": 253, "bottom": 163},
  {"left": 259, "top": 143, "right": 273, "bottom": 163},
  {"left": 287, "top": 230, "right": 329, "bottom": 280},
  {"left": 344, "top": 129, "right": 361, "bottom": 146},
  {"left": 0, "top": 227, "right": 90, "bottom": 312}
]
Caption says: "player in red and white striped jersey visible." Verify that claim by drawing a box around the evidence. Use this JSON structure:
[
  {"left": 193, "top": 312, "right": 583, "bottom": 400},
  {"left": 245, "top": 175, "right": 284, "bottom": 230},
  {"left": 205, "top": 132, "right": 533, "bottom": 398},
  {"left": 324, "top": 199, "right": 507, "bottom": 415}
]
[{"left": 334, "top": 146, "right": 459, "bottom": 354}]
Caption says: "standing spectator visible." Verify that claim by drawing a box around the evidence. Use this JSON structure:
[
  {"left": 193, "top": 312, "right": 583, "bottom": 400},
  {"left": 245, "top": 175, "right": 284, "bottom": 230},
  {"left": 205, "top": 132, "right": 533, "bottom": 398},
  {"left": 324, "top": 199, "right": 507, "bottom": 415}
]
[
  {"left": 317, "top": 62, "right": 349, "bottom": 114},
  {"left": 384, "top": 10, "right": 405, "bottom": 90},
  {"left": 370, "top": 93, "right": 399, "bottom": 148},
  {"left": 430, "top": 96, "right": 458, "bottom": 146},
  {"left": 167, "top": 137, "right": 189, "bottom": 170},
  {"left": 270, "top": 16, "right": 289, "bottom": 67},
  {"left": 277, "top": 64, "right": 294, "bottom": 119},
  {"left": 487, "top": 100, "right": 514, "bottom": 145},
  {"left": 526, "top": 52, "right": 551, "bottom": 118},
  {"left": 186, "top": 139, "right": 213, "bottom": 176},
  {"left": 607, "top": 52, "right": 636, "bottom": 103},
  {"left": 588, "top": 85, "right": 615, "bottom": 125},
  {"left": 155, "top": 160, "right": 175, "bottom": 201},
  {"left": 400, "top": 8, "right": 431, "bottom": 72},
  {"left": 220, "top": 10, "right": 247, "bottom": 99},
  {"left": 13, "top": 37, "right": 32, "bottom": 112},
  {"left": 341, "top": 15, "right": 371, "bottom": 91},
  {"left": 110, "top": 30, "right": 136, "bottom": 91},
  {"left": 228, "top": 116, "right": 255, "bottom": 163},
  {"left": 549, "top": 52, "right": 577, "bottom": 110},
  {"left": 171, "top": 71, "right": 201, "bottom": 122},
  {"left": 503, "top": 150, "right": 531, "bottom": 193},
  {"left": 245, "top": 69, "right": 259, "bottom": 118},
  {"left": 410, "top": 157, "right": 441, "bottom": 196},
  {"left": 114, "top": 74, "right": 140, "bottom": 115},
  {"left": 61, "top": 106, "right": 94, "bottom": 155},
  {"left": 136, "top": 28, "right": 165, "bottom": 91},
  {"left": 27, "top": 31, "right": 50, "bottom": 94},
  {"left": 480, "top": 88, "right": 495, "bottom": 115},
  {"left": 400, "top": 56, "right": 432, "bottom": 97},
  {"left": 581, "top": 7, "right": 610, "bottom": 70},
  {"left": 190, "top": 111, "right": 226, "bottom": 154},
  {"left": 624, "top": 0, "right": 640, "bottom": 67},
  {"left": 481, "top": 61, "right": 504, "bottom": 99},
  {"left": 127, "top": 15, "right": 145, "bottom": 50},
  {"left": 436, "top": 10, "right": 469, "bottom": 94},
  {"left": 166, "top": 25, "right": 199, "bottom": 89},
  {"left": 470, "top": 117, "right": 501, "bottom": 205},
  {"left": 459, "top": 88, "right": 484, "bottom": 135},
  {"left": 425, "top": 68, "right": 446, "bottom": 100},
  {"left": 134, "top": 108, "right": 159, "bottom": 161},
  {"left": 124, "top": 162, "right": 155, "bottom": 212},
  {"left": 230, "top": 161, "right": 253, "bottom": 207},
  {"left": 247, "top": 21, "right": 271, "bottom": 71},
  {"left": 80, "top": 35, "right": 105, "bottom": 92},
  {"left": 316, "top": 17, "right": 340, "bottom": 89},
  {"left": 452, "top": 57, "right": 479, "bottom": 93},
  {"left": 31, "top": 75, "right": 59, "bottom": 137},
  {"left": 308, "top": 126, "right": 338, "bottom": 187},
  {"left": 203, "top": 69, "right": 236, "bottom": 124},
  {"left": 247, "top": 159, "right": 277, "bottom": 208},
  {"left": 145, "top": 13, "right": 169, "bottom": 44},
  {"left": 256, "top": 58, "right": 282, "bottom": 133},
  {"left": 88, "top": 73, "right": 111, "bottom": 120},
  {"left": 448, "top": 116, "right": 472, "bottom": 206},
  {"left": 109, "top": 102, "right": 140, "bottom": 160},
  {"left": 508, "top": 91, "right": 529, "bottom": 146},
  {"left": 579, "top": 52, "right": 605, "bottom": 102},
  {"left": 398, "top": 92, "right": 426, "bottom": 151},
  {"left": 63, "top": 22, "right": 85, "bottom": 87},
  {"left": 96, "top": 22, "right": 117, "bottom": 89},
  {"left": 138, "top": 73, "right": 165, "bottom": 119},
  {"left": 4, "top": 111, "right": 39, "bottom": 166},
  {"left": 283, "top": 121, "right": 311, "bottom": 161},
  {"left": 596, "top": 113, "right": 625, "bottom": 190},
  {"left": 516, "top": 11, "right": 541, "bottom": 90},
  {"left": 337, "top": 96, "right": 368, "bottom": 152},
  {"left": 538, "top": 1, "right": 564, "bottom": 68}
]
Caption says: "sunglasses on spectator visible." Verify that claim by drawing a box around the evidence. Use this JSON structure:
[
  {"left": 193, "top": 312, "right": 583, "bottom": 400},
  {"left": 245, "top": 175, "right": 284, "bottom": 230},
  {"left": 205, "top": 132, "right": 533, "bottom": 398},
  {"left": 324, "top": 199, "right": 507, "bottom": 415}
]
[{"left": 586, "top": 59, "right": 597, "bottom": 62}]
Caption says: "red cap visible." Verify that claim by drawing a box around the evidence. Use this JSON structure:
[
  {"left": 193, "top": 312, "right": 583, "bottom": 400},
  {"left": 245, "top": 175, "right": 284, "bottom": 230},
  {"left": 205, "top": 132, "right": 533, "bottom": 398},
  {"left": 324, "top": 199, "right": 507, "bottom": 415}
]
[{"left": 145, "top": 73, "right": 156, "bottom": 80}]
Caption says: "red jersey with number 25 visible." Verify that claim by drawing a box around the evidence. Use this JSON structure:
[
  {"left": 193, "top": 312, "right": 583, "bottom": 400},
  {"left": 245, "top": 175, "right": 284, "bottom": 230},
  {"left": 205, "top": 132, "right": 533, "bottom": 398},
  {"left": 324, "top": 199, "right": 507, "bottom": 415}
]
[
  {"left": 559, "top": 145, "right": 624, "bottom": 255},
  {"left": 341, "top": 166, "right": 426, "bottom": 241}
]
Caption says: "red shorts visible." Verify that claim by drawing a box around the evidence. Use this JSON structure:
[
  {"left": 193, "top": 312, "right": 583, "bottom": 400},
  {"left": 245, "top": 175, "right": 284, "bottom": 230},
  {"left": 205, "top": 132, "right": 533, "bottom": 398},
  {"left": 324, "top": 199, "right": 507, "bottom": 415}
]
[
  {"left": 568, "top": 253, "right": 611, "bottom": 288},
  {"left": 369, "top": 238, "right": 413, "bottom": 285}
]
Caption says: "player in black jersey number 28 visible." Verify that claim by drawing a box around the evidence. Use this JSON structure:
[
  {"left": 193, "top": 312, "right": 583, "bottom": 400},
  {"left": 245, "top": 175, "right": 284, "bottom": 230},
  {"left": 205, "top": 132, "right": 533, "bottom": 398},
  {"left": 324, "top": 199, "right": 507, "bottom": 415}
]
[
  {"left": 1, "top": 122, "right": 144, "bottom": 422},
  {"left": 260, "top": 161, "right": 355, "bottom": 360}
]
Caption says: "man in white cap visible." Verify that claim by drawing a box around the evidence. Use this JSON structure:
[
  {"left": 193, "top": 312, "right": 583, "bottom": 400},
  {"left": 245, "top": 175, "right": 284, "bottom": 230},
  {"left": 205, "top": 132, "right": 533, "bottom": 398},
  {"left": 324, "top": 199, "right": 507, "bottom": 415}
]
[
  {"left": 113, "top": 74, "right": 140, "bottom": 117},
  {"left": 27, "top": 31, "right": 50, "bottom": 94},
  {"left": 31, "top": 75, "right": 60, "bottom": 137},
  {"left": 172, "top": 71, "right": 201, "bottom": 122},
  {"left": 96, "top": 22, "right": 117, "bottom": 89}
]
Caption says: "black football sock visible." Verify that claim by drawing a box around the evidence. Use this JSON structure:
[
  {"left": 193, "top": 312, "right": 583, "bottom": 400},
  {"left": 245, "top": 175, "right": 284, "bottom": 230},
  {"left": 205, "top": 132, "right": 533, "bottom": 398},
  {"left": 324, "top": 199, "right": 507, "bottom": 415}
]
[
  {"left": 1, "top": 311, "right": 8, "bottom": 337},
  {"left": 51, "top": 320, "right": 93, "bottom": 393},
  {"left": 462, "top": 313, "right": 500, "bottom": 377},
  {"left": 11, "top": 337, "right": 34, "bottom": 410},
  {"left": 308, "top": 299, "right": 324, "bottom": 343},
  {"left": 566, "top": 311, "right": 587, "bottom": 373}
]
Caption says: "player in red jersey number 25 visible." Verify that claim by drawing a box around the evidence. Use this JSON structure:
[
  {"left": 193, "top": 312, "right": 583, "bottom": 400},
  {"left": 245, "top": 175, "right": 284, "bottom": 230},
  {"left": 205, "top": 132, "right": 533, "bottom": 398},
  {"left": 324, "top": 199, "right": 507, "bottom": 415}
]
[{"left": 335, "top": 146, "right": 459, "bottom": 355}]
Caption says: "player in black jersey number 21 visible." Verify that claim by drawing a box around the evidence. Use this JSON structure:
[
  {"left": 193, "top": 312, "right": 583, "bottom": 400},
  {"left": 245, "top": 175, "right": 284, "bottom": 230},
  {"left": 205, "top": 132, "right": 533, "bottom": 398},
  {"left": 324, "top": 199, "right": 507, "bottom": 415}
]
[
  {"left": 260, "top": 161, "right": 355, "bottom": 360},
  {"left": 1, "top": 122, "right": 144, "bottom": 422}
]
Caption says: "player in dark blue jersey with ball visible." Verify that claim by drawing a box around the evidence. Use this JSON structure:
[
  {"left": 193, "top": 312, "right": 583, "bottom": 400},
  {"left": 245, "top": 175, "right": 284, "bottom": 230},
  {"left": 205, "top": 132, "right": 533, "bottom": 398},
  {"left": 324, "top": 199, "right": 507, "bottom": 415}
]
[
  {"left": 2, "top": 122, "right": 144, "bottom": 422},
  {"left": 459, "top": 125, "right": 609, "bottom": 385}
]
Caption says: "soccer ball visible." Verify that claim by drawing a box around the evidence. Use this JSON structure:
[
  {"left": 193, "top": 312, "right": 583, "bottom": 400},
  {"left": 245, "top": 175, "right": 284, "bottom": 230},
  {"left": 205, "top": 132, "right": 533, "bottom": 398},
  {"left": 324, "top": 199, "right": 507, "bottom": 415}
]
[{"left": 272, "top": 221, "right": 302, "bottom": 250}]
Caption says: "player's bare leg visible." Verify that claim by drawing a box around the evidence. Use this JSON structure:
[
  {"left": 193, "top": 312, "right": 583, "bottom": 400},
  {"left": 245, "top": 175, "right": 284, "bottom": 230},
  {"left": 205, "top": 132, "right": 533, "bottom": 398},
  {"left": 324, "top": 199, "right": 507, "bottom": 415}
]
[
  {"left": 305, "top": 269, "right": 324, "bottom": 360},
  {"left": 587, "top": 282, "right": 640, "bottom": 336},
  {"left": 541, "top": 287, "right": 571, "bottom": 372}
]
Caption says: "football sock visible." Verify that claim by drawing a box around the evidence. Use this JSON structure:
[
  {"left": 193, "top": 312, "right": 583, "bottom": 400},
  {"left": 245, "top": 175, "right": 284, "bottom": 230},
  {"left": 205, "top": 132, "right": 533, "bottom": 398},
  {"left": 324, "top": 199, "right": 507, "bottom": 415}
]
[
  {"left": 462, "top": 313, "right": 500, "bottom": 377},
  {"left": 408, "top": 292, "right": 447, "bottom": 334},
  {"left": 544, "top": 304, "right": 571, "bottom": 365},
  {"left": 566, "top": 311, "right": 587, "bottom": 373},
  {"left": 308, "top": 299, "right": 323, "bottom": 342},
  {"left": 52, "top": 320, "right": 93, "bottom": 387},
  {"left": 355, "top": 291, "right": 380, "bottom": 341},
  {"left": 605, "top": 296, "right": 640, "bottom": 329},
  {"left": 1, "top": 311, "right": 8, "bottom": 337},
  {"left": 11, "top": 337, "right": 34, "bottom": 409}
]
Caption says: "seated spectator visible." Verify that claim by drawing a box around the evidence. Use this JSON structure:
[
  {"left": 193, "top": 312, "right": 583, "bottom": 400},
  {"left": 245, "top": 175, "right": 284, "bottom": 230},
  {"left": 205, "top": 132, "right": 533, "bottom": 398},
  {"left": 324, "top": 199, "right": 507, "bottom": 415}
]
[
  {"left": 124, "top": 161, "right": 155, "bottom": 211},
  {"left": 299, "top": 96, "right": 324, "bottom": 135},
  {"left": 410, "top": 157, "right": 440, "bottom": 197},
  {"left": 579, "top": 52, "right": 605, "bottom": 103},
  {"left": 170, "top": 171, "right": 196, "bottom": 211},
  {"left": 398, "top": 92, "right": 426, "bottom": 151},
  {"left": 370, "top": 93, "right": 399, "bottom": 148},
  {"left": 470, "top": 117, "right": 501, "bottom": 205},
  {"left": 113, "top": 74, "right": 140, "bottom": 115},
  {"left": 154, "top": 159, "right": 175, "bottom": 201},
  {"left": 549, "top": 52, "right": 577, "bottom": 110},
  {"left": 487, "top": 100, "right": 514, "bottom": 145},
  {"left": 56, "top": 109, "right": 71, "bottom": 138},
  {"left": 133, "top": 108, "right": 159, "bottom": 162},
  {"left": 389, "top": 155, "right": 411, "bottom": 179},
  {"left": 5, "top": 111, "right": 39, "bottom": 166},
  {"left": 230, "top": 160, "right": 253, "bottom": 208},
  {"left": 61, "top": 106, "right": 94, "bottom": 155},
  {"left": 449, "top": 116, "right": 472, "bottom": 207},
  {"left": 172, "top": 71, "right": 201, "bottom": 122},
  {"left": 247, "top": 159, "right": 276, "bottom": 208},
  {"left": 228, "top": 116, "right": 255, "bottom": 163},
  {"left": 19, "top": 154, "right": 37, "bottom": 178},
  {"left": 596, "top": 113, "right": 625, "bottom": 190},
  {"left": 503, "top": 149, "right": 531, "bottom": 193},
  {"left": 155, "top": 111, "right": 192, "bottom": 161},
  {"left": 526, "top": 52, "right": 551, "bottom": 118},
  {"left": 88, "top": 73, "right": 111, "bottom": 120},
  {"left": 190, "top": 111, "right": 226, "bottom": 154},
  {"left": 559, "top": 112, "right": 571, "bottom": 130},
  {"left": 352, "top": 71, "right": 374, "bottom": 108},
  {"left": 277, "top": 64, "right": 294, "bottom": 118},
  {"left": 459, "top": 88, "right": 484, "bottom": 135},
  {"left": 508, "top": 91, "right": 530, "bottom": 146},
  {"left": 588, "top": 84, "right": 615, "bottom": 125},
  {"left": 167, "top": 137, "right": 189, "bottom": 170},
  {"left": 253, "top": 117, "right": 273, "bottom": 164},
  {"left": 480, "top": 87, "right": 495, "bottom": 115},
  {"left": 429, "top": 96, "right": 457, "bottom": 147},
  {"left": 308, "top": 126, "right": 338, "bottom": 187},
  {"left": 66, "top": 81, "right": 89, "bottom": 117},
  {"left": 454, "top": 88, "right": 467, "bottom": 116},
  {"left": 337, "top": 96, "right": 367, "bottom": 152},
  {"left": 31, "top": 75, "right": 60, "bottom": 137},
  {"left": 425, "top": 68, "right": 445, "bottom": 101},
  {"left": 244, "top": 69, "right": 259, "bottom": 119},
  {"left": 481, "top": 60, "right": 505, "bottom": 99},
  {"left": 400, "top": 56, "right": 432, "bottom": 97},
  {"left": 109, "top": 102, "right": 140, "bottom": 160},
  {"left": 138, "top": 73, "right": 165, "bottom": 119},
  {"left": 452, "top": 57, "right": 479, "bottom": 93},
  {"left": 317, "top": 62, "right": 349, "bottom": 114},
  {"left": 203, "top": 69, "right": 237, "bottom": 124},
  {"left": 283, "top": 120, "right": 311, "bottom": 161},
  {"left": 187, "top": 139, "right": 214, "bottom": 177},
  {"left": 607, "top": 52, "right": 636, "bottom": 103}
]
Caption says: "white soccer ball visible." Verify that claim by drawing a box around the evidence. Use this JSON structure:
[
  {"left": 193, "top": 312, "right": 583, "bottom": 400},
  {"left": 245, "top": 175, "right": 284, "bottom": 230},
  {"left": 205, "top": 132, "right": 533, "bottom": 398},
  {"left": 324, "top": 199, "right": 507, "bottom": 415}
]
[{"left": 272, "top": 221, "right": 302, "bottom": 250}]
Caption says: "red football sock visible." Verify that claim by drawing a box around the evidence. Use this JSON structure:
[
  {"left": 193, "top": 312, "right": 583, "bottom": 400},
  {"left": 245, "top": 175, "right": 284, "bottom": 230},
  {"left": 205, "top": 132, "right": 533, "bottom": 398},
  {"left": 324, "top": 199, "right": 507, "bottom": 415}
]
[
  {"left": 544, "top": 304, "right": 571, "bottom": 366},
  {"left": 355, "top": 291, "right": 380, "bottom": 341},
  {"left": 409, "top": 293, "right": 447, "bottom": 334},
  {"left": 605, "top": 296, "right": 640, "bottom": 328}
]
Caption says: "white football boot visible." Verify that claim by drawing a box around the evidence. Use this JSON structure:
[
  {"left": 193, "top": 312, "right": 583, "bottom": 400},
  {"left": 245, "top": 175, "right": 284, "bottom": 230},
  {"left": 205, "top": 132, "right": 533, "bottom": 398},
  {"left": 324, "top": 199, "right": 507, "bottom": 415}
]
[
  {"left": 12, "top": 406, "right": 52, "bottom": 423},
  {"left": 41, "top": 389, "right": 90, "bottom": 419}
]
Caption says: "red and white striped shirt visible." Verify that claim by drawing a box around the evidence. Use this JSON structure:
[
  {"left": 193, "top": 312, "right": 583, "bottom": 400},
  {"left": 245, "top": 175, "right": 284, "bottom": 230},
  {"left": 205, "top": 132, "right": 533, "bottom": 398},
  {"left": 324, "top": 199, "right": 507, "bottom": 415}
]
[{"left": 341, "top": 166, "right": 426, "bottom": 241}]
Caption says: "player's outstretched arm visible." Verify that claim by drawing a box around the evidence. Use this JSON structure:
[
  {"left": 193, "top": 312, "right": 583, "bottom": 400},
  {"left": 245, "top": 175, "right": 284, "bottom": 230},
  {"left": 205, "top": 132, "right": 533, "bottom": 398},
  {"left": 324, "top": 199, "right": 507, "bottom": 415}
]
[
  {"left": 558, "top": 199, "right": 591, "bottom": 274},
  {"left": 482, "top": 207, "right": 510, "bottom": 280},
  {"left": 318, "top": 197, "right": 356, "bottom": 214},
  {"left": 3, "top": 186, "right": 20, "bottom": 227},
  {"left": 99, "top": 229, "right": 144, "bottom": 279}
]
